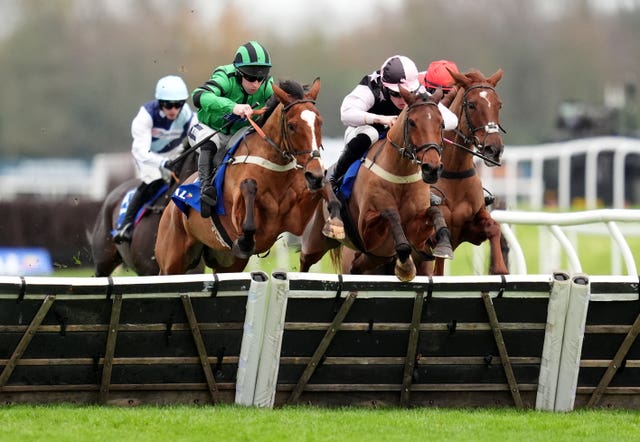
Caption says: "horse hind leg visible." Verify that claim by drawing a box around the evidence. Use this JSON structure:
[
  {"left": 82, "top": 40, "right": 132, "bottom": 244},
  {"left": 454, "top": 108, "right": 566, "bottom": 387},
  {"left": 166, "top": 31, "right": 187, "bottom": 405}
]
[{"left": 232, "top": 179, "right": 257, "bottom": 259}]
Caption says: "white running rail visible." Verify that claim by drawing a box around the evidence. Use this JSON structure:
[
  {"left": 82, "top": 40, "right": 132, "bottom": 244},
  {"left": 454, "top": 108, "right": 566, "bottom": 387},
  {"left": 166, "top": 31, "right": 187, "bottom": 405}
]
[{"left": 490, "top": 209, "right": 640, "bottom": 276}]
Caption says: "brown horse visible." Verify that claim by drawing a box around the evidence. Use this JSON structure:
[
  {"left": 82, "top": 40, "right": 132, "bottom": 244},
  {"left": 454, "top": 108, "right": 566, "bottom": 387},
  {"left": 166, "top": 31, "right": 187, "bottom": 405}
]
[
  {"left": 299, "top": 88, "right": 447, "bottom": 281},
  {"left": 429, "top": 68, "right": 508, "bottom": 275},
  {"left": 155, "top": 78, "right": 343, "bottom": 274},
  {"left": 90, "top": 147, "right": 200, "bottom": 276}
]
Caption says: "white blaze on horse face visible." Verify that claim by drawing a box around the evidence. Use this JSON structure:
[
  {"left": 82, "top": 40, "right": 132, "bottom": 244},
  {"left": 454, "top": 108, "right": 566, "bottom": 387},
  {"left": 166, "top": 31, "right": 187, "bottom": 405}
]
[
  {"left": 479, "top": 90, "right": 492, "bottom": 108},
  {"left": 478, "top": 91, "right": 500, "bottom": 133},
  {"left": 300, "top": 109, "right": 320, "bottom": 152}
]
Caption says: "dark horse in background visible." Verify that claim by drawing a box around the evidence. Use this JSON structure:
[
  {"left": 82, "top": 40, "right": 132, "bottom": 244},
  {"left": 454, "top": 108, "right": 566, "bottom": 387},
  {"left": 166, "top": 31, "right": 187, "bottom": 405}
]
[{"left": 90, "top": 147, "right": 200, "bottom": 276}]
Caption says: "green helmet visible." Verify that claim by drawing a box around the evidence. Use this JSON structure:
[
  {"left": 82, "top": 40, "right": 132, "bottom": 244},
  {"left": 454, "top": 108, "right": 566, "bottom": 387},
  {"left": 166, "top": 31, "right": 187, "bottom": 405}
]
[{"left": 233, "top": 41, "right": 272, "bottom": 78}]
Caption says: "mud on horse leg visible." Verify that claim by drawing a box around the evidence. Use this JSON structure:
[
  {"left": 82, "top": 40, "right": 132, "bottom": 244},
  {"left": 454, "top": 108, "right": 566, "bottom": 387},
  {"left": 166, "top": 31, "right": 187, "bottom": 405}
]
[
  {"left": 381, "top": 209, "right": 416, "bottom": 282},
  {"left": 232, "top": 178, "right": 257, "bottom": 259}
]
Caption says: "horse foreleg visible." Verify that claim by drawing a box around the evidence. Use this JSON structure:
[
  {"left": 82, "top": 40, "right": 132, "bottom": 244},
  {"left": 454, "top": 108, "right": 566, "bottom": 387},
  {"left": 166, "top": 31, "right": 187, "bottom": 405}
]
[
  {"left": 232, "top": 178, "right": 257, "bottom": 259},
  {"left": 320, "top": 182, "right": 345, "bottom": 240},
  {"left": 433, "top": 257, "right": 446, "bottom": 276},
  {"left": 415, "top": 258, "right": 434, "bottom": 277},
  {"left": 155, "top": 205, "right": 199, "bottom": 275},
  {"left": 300, "top": 202, "right": 339, "bottom": 272},
  {"left": 92, "top": 234, "right": 122, "bottom": 277},
  {"left": 380, "top": 209, "right": 415, "bottom": 282},
  {"left": 426, "top": 206, "right": 453, "bottom": 260}
]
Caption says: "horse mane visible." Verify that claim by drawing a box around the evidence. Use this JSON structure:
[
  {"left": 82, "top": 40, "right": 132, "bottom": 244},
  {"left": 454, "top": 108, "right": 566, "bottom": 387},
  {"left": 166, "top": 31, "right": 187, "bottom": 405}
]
[
  {"left": 255, "top": 80, "right": 306, "bottom": 126},
  {"left": 463, "top": 69, "right": 487, "bottom": 83}
]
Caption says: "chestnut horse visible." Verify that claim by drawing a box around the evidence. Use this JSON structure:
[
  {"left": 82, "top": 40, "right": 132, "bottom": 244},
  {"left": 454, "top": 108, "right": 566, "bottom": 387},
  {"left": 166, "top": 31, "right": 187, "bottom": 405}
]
[
  {"left": 429, "top": 68, "right": 508, "bottom": 275},
  {"left": 90, "top": 148, "right": 200, "bottom": 276},
  {"left": 155, "top": 79, "right": 343, "bottom": 274},
  {"left": 299, "top": 88, "right": 447, "bottom": 281}
]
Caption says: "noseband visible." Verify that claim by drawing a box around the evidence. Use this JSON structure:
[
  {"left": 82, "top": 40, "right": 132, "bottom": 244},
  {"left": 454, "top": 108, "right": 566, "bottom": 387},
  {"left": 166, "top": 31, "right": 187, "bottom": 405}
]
[{"left": 388, "top": 101, "right": 443, "bottom": 165}]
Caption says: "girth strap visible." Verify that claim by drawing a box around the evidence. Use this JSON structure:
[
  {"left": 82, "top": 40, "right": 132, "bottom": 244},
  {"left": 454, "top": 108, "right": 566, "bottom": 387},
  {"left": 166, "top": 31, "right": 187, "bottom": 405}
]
[{"left": 440, "top": 168, "right": 476, "bottom": 179}]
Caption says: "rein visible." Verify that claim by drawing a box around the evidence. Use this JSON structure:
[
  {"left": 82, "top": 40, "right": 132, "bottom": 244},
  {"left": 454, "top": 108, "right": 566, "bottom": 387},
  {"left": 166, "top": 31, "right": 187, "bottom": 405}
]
[
  {"left": 246, "top": 99, "right": 320, "bottom": 167},
  {"left": 386, "top": 101, "right": 443, "bottom": 164}
]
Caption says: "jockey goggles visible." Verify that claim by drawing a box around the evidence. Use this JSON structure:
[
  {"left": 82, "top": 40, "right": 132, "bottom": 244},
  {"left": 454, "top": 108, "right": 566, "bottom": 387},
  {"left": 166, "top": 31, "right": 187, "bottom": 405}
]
[{"left": 160, "top": 100, "right": 186, "bottom": 109}]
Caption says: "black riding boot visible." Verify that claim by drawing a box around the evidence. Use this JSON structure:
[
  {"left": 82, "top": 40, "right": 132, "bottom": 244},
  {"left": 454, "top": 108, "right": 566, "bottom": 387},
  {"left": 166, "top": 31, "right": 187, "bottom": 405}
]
[
  {"left": 198, "top": 140, "right": 218, "bottom": 218},
  {"left": 330, "top": 133, "right": 371, "bottom": 189},
  {"left": 113, "top": 182, "right": 148, "bottom": 244}
]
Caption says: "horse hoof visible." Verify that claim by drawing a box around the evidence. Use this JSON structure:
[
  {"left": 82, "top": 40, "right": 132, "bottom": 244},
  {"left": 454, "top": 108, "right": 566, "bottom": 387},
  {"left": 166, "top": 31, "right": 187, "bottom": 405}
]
[
  {"left": 433, "top": 245, "right": 454, "bottom": 260},
  {"left": 395, "top": 260, "right": 416, "bottom": 282},
  {"left": 322, "top": 219, "right": 345, "bottom": 240}
]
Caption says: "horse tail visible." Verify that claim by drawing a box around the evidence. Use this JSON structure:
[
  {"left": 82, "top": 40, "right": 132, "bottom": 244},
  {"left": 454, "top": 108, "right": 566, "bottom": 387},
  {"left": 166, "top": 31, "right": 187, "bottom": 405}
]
[{"left": 329, "top": 245, "right": 343, "bottom": 273}]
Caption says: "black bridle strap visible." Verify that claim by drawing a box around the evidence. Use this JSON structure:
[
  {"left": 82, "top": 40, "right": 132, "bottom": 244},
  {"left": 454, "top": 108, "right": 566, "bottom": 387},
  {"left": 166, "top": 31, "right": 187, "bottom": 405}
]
[
  {"left": 450, "top": 84, "right": 505, "bottom": 167},
  {"left": 388, "top": 101, "right": 443, "bottom": 162},
  {"left": 247, "top": 99, "right": 319, "bottom": 161}
]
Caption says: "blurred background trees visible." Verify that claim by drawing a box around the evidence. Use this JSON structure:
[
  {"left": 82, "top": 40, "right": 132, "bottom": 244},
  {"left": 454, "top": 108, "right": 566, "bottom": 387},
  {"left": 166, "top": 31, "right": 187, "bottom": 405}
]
[{"left": 0, "top": 0, "right": 639, "bottom": 160}]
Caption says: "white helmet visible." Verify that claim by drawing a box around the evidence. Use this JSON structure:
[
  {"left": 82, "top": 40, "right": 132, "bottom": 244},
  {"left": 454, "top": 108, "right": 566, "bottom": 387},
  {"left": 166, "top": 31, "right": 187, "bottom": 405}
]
[
  {"left": 380, "top": 55, "right": 420, "bottom": 93},
  {"left": 155, "top": 75, "right": 189, "bottom": 101}
]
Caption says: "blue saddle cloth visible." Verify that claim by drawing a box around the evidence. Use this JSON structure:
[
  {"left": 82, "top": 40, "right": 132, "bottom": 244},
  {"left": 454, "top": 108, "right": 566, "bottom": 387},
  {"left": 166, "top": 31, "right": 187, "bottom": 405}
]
[
  {"left": 171, "top": 132, "right": 249, "bottom": 216},
  {"left": 111, "top": 183, "right": 169, "bottom": 235},
  {"left": 338, "top": 159, "right": 364, "bottom": 200}
]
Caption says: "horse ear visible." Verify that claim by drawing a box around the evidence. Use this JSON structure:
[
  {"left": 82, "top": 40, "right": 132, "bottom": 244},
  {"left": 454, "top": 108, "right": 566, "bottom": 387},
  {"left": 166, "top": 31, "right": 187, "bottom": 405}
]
[
  {"left": 399, "top": 86, "right": 416, "bottom": 105},
  {"left": 273, "top": 83, "right": 292, "bottom": 106},
  {"left": 306, "top": 77, "right": 321, "bottom": 100},
  {"left": 488, "top": 68, "right": 503, "bottom": 86},
  {"left": 441, "top": 86, "right": 458, "bottom": 108},
  {"left": 449, "top": 69, "right": 473, "bottom": 89}
]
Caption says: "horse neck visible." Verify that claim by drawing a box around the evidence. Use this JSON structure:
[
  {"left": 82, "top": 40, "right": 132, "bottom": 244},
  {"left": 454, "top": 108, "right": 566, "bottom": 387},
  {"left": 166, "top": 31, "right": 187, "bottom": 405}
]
[
  {"left": 177, "top": 151, "right": 198, "bottom": 181},
  {"left": 442, "top": 96, "right": 476, "bottom": 173},
  {"left": 246, "top": 106, "right": 288, "bottom": 161},
  {"left": 375, "top": 119, "right": 420, "bottom": 174}
]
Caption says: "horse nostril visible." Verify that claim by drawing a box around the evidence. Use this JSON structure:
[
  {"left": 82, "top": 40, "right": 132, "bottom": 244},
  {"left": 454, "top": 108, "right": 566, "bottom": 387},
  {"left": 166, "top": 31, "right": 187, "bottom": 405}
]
[{"left": 304, "top": 171, "right": 323, "bottom": 190}]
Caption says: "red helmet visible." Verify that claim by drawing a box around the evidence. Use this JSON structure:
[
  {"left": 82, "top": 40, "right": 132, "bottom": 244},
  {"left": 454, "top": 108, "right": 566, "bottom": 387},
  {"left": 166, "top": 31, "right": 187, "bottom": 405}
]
[{"left": 423, "top": 60, "right": 459, "bottom": 90}]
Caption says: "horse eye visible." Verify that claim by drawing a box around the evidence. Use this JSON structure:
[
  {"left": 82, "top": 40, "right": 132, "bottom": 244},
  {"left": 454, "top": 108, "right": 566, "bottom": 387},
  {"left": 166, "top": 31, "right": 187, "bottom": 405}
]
[
  {"left": 287, "top": 123, "right": 295, "bottom": 132},
  {"left": 468, "top": 102, "right": 477, "bottom": 110}
]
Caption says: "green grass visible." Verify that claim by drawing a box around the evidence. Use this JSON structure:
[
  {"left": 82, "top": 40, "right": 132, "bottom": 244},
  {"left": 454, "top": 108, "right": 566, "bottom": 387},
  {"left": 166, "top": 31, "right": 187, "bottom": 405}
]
[
  {"left": 50, "top": 221, "right": 640, "bottom": 278},
  {"left": 1, "top": 404, "right": 639, "bottom": 441},
  {"left": 53, "top": 230, "right": 640, "bottom": 278}
]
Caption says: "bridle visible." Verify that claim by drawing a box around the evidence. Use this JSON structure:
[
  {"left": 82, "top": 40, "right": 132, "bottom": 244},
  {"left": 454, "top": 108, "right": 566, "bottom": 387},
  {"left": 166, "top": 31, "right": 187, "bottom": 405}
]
[
  {"left": 445, "top": 84, "right": 506, "bottom": 166},
  {"left": 386, "top": 100, "right": 443, "bottom": 165},
  {"left": 248, "top": 99, "right": 321, "bottom": 167}
]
